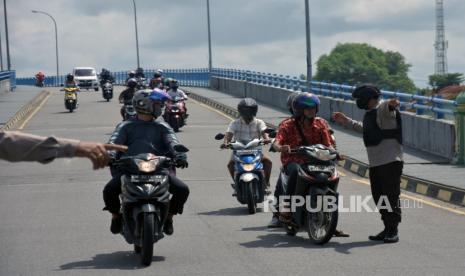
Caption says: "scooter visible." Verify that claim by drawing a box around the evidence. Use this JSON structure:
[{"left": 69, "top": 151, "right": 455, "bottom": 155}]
[
  {"left": 110, "top": 145, "right": 188, "bottom": 266},
  {"left": 63, "top": 86, "right": 79, "bottom": 112},
  {"left": 215, "top": 134, "right": 268, "bottom": 214},
  {"left": 163, "top": 96, "right": 187, "bottom": 132},
  {"left": 102, "top": 81, "right": 113, "bottom": 102},
  {"left": 277, "top": 144, "right": 340, "bottom": 245}
]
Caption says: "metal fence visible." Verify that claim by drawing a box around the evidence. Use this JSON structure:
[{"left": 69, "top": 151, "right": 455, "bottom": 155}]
[
  {"left": 15, "top": 67, "right": 457, "bottom": 118},
  {"left": 0, "top": 70, "right": 16, "bottom": 91},
  {"left": 211, "top": 68, "right": 457, "bottom": 119}
]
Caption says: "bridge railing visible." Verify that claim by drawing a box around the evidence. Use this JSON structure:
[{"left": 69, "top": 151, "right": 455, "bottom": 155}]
[
  {"left": 0, "top": 70, "right": 16, "bottom": 91},
  {"left": 16, "top": 67, "right": 457, "bottom": 118},
  {"left": 211, "top": 68, "right": 457, "bottom": 119}
]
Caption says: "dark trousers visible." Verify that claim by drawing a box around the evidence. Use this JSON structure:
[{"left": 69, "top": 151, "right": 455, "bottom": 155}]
[
  {"left": 271, "top": 163, "right": 300, "bottom": 214},
  {"left": 369, "top": 161, "right": 403, "bottom": 227},
  {"left": 103, "top": 174, "right": 189, "bottom": 215}
]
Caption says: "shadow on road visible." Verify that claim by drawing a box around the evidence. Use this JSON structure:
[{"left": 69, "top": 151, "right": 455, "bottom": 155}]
[
  {"left": 58, "top": 251, "right": 165, "bottom": 270},
  {"left": 198, "top": 207, "right": 255, "bottom": 216},
  {"left": 239, "top": 233, "right": 383, "bottom": 254}
]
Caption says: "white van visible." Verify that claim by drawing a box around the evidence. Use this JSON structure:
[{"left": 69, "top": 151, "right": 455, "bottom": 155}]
[{"left": 73, "top": 67, "right": 99, "bottom": 91}]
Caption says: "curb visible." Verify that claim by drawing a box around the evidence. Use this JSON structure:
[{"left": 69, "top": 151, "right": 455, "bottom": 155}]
[
  {"left": 187, "top": 89, "right": 465, "bottom": 208},
  {"left": 1, "top": 90, "right": 52, "bottom": 131}
]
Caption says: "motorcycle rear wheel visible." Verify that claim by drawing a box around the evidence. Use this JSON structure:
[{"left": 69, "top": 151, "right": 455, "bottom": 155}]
[{"left": 140, "top": 213, "right": 155, "bottom": 266}]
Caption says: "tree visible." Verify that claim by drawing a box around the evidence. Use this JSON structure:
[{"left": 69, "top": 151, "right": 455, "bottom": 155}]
[
  {"left": 428, "top": 73, "right": 464, "bottom": 90},
  {"left": 314, "top": 43, "right": 416, "bottom": 92}
]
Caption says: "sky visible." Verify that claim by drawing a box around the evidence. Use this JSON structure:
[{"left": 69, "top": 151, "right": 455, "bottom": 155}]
[{"left": 2, "top": 0, "right": 465, "bottom": 88}]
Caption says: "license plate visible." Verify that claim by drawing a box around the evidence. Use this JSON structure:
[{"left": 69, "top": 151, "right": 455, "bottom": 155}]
[
  {"left": 307, "top": 165, "right": 335, "bottom": 172},
  {"left": 131, "top": 175, "right": 156, "bottom": 182}
]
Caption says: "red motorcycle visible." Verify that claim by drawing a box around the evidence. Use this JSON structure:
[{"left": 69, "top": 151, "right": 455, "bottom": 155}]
[
  {"left": 163, "top": 96, "right": 187, "bottom": 132},
  {"left": 35, "top": 72, "right": 45, "bottom": 87}
]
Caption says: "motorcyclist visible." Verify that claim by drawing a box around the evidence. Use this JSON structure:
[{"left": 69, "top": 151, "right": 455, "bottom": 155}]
[
  {"left": 221, "top": 98, "right": 273, "bottom": 194},
  {"left": 104, "top": 89, "right": 189, "bottom": 236},
  {"left": 166, "top": 79, "right": 188, "bottom": 100},
  {"left": 150, "top": 71, "right": 164, "bottom": 89},
  {"left": 125, "top": 70, "right": 136, "bottom": 84},
  {"left": 35, "top": 71, "right": 45, "bottom": 86},
  {"left": 99, "top": 68, "right": 114, "bottom": 86},
  {"left": 135, "top": 67, "right": 145, "bottom": 79},
  {"left": 64, "top": 73, "right": 77, "bottom": 87},
  {"left": 119, "top": 78, "right": 138, "bottom": 119},
  {"left": 271, "top": 93, "right": 349, "bottom": 237}
]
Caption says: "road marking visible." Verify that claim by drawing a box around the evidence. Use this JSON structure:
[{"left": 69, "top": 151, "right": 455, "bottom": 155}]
[
  {"left": 190, "top": 98, "right": 235, "bottom": 121},
  {"left": 351, "top": 178, "right": 465, "bottom": 216},
  {"left": 17, "top": 92, "right": 52, "bottom": 130}
]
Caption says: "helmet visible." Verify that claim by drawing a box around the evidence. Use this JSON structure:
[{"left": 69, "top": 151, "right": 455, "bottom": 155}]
[
  {"left": 292, "top": 93, "right": 320, "bottom": 117},
  {"left": 156, "top": 69, "right": 164, "bottom": 75},
  {"left": 127, "top": 78, "right": 137, "bottom": 89},
  {"left": 153, "top": 72, "right": 162, "bottom": 78},
  {"left": 169, "top": 79, "right": 179, "bottom": 90},
  {"left": 66, "top": 73, "right": 74, "bottom": 82},
  {"left": 128, "top": 70, "right": 136, "bottom": 78},
  {"left": 237, "top": 98, "right": 258, "bottom": 122},
  {"left": 286, "top": 93, "right": 299, "bottom": 115},
  {"left": 352, "top": 85, "right": 381, "bottom": 110},
  {"left": 164, "top": 78, "right": 172, "bottom": 88},
  {"left": 132, "top": 89, "right": 171, "bottom": 117}
]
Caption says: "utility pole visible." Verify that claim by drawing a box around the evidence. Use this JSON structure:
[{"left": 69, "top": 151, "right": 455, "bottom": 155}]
[
  {"left": 206, "top": 0, "right": 213, "bottom": 73},
  {"left": 304, "top": 0, "right": 312, "bottom": 92},
  {"left": 435, "top": 0, "right": 448, "bottom": 75},
  {"left": 3, "top": 0, "right": 11, "bottom": 70}
]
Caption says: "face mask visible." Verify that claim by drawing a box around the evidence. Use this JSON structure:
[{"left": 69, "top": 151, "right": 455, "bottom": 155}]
[{"left": 242, "top": 115, "right": 254, "bottom": 123}]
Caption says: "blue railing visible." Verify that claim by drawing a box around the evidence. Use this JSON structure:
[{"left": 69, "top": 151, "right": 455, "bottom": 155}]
[
  {"left": 0, "top": 70, "right": 16, "bottom": 91},
  {"left": 211, "top": 68, "right": 457, "bottom": 119},
  {"left": 15, "top": 67, "right": 456, "bottom": 118},
  {"left": 16, "top": 68, "right": 210, "bottom": 88}
]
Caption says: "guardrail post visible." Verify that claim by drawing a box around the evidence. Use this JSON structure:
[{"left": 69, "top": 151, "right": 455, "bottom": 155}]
[
  {"left": 434, "top": 94, "right": 445, "bottom": 119},
  {"left": 454, "top": 92, "right": 465, "bottom": 165}
]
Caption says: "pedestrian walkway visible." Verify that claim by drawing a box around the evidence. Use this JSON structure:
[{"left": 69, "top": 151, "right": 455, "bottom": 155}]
[
  {"left": 186, "top": 86, "right": 465, "bottom": 191},
  {"left": 0, "top": 86, "right": 43, "bottom": 128}
]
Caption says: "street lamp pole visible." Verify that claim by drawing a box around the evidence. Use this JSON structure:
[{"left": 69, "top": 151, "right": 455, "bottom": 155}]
[
  {"left": 131, "top": 0, "right": 140, "bottom": 69},
  {"left": 304, "top": 0, "right": 312, "bottom": 92},
  {"left": 3, "top": 0, "right": 11, "bottom": 70},
  {"left": 0, "top": 26, "right": 4, "bottom": 71},
  {"left": 206, "top": 0, "right": 213, "bottom": 73},
  {"left": 32, "top": 10, "right": 59, "bottom": 85}
]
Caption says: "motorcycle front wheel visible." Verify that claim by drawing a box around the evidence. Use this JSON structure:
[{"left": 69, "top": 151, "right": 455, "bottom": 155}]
[
  {"left": 306, "top": 195, "right": 338, "bottom": 245},
  {"left": 140, "top": 213, "right": 155, "bottom": 266},
  {"left": 247, "top": 182, "right": 257, "bottom": 214}
]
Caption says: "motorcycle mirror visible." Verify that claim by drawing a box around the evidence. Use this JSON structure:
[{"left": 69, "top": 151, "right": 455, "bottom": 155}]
[
  {"left": 214, "top": 133, "right": 225, "bottom": 140},
  {"left": 60, "top": 83, "right": 64, "bottom": 87},
  {"left": 173, "top": 144, "right": 189, "bottom": 153},
  {"left": 185, "top": 92, "right": 191, "bottom": 96}
]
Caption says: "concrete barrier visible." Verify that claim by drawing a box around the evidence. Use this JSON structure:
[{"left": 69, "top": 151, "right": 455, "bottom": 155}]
[
  {"left": 0, "top": 79, "right": 11, "bottom": 94},
  {"left": 212, "top": 76, "right": 456, "bottom": 160}
]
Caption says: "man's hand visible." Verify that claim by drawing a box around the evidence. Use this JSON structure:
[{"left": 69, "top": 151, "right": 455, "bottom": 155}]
[
  {"left": 332, "top": 112, "right": 350, "bottom": 126},
  {"left": 280, "top": 145, "right": 291, "bottom": 154},
  {"left": 220, "top": 142, "right": 230, "bottom": 149},
  {"left": 388, "top": 98, "right": 400, "bottom": 109},
  {"left": 75, "top": 142, "right": 128, "bottom": 170},
  {"left": 263, "top": 138, "right": 272, "bottom": 145}
]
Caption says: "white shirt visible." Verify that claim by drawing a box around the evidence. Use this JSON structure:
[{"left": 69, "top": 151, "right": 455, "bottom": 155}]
[{"left": 227, "top": 118, "right": 267, "bottom": 144}]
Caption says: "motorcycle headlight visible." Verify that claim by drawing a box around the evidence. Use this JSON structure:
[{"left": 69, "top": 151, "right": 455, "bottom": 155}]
[
  {"left": 135, "top": 159, "right": 158, "bottom": 173},
  {"left": 241, "top": 163, "right": 256, "bottom": 172}
]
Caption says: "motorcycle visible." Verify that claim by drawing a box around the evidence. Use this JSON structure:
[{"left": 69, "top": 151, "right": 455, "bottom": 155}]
[
  {"left": 102, "top": 81, "right": 113, "bottom": 102},
  {"left": 111, "top": 145, "right": 189, "bottom": 266},
  {"left": 35, "top": 76, "right": 45, "bottom": 87},
  {"left": 277, "top": 144, "right": 340, "bottom": 245},
  {"left": 163, "top": 96, "right": 187, "bottom": 132},
  {"left": 63, "top": 87, "right": 78, "bottom": 112},
  {"left": 136, "top": 77, "right": 147, "bottom": 90},
  {"left": 215, "top": 134, "right": 268, "bottom": 214},
  {"left": 121, "top": 102, "right": 137, "bottom": 121}
]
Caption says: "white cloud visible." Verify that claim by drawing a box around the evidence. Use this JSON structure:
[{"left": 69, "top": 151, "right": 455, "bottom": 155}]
[{"left": 3, "top": 0, "right": 465, "bottom": 89}]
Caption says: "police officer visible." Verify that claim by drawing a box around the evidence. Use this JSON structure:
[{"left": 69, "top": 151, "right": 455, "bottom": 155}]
[{"left": 332, "top": 85, "right": 403, "bottom": 243}]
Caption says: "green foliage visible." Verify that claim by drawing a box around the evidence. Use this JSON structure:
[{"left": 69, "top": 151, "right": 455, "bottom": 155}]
[
  {"left": 428, "top": 73, "right": 464, "bottom": 90},
  {"left": 314, "top": 43, "right": 416, "bottom": 93}
]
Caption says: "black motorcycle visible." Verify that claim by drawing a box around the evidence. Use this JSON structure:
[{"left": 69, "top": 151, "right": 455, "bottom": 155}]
[
  {"left": 111, "top": 145, "right": 189, "bottom": 266},
  {"left": 278, "top": 144, "right": 340, "bottom": 245},
  {"left": 102, "top": 81, "right": 113, "bottom": 102}
]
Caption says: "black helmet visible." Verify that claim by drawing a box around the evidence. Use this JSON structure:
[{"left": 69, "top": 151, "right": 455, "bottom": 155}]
[
  {"left": 286, "top": 93, "right": 298, "bottom": 115},
  {"left": 66, "top": 73, "right": 74, "bottom": 82},
  {"left": 153, "top": 72, "right": 162, "bottom": 78},
  {"left": 127, "top": 78, "right": 137, "bottom": 89},
  {"left": 352, "top": 85, "right": 381, "bottom": 110},
  {"left": 128, "top": 70, "right": 136, "bottom": 78},
  {"left": 238, "top": 98, "right": 258, "bottom": 121},
  {"left": 169, "top": 79, "right": 179, "bottom": 90}
]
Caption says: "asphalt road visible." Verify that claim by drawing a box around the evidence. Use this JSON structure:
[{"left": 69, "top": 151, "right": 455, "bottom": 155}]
[{"left": 1, "top": 87, "right": 464, "bottom": 276}]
